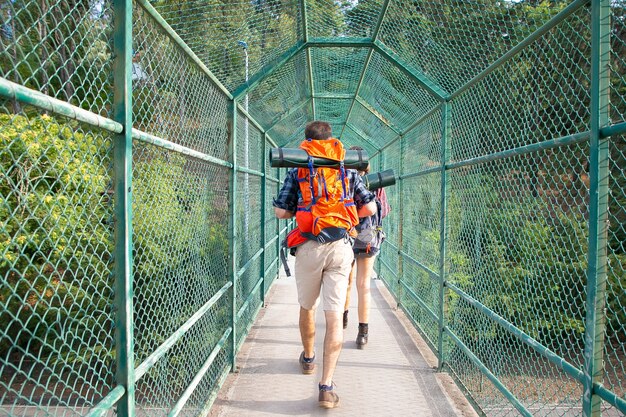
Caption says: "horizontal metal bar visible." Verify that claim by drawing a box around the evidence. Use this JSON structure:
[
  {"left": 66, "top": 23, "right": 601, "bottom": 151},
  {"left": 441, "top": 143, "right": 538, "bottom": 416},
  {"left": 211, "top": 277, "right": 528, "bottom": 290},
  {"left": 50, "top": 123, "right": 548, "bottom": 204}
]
[
  {"left": 0, "top": 77, "right": 123, "bottom": 133},
  {"left": 313, "top": 93, "right": 355, "bottom": 99},
  {"left": 399, "top": 279, "right": 439, "bottom": 322},
  {"left": 399, "top": 166, "right": 442, "bottom": 180},
  {"left": 264, "top": 257, "right": 279, "bottom": 276},
  {"left": 168, "top": 328, "right": 232, "bottom": 417},
  {"left": 447, "top": 131, "right": 590, "bottom": 170},
  {"left": 594, "top": 380, "right": 626, "bottom": 414},
  {"left": 135, "top": 0, "right": 233, "bottom": 100},
  {"left": 451, "top": 0, "right": 589, "bottom": 99},
  {"left": 236, "top": 166, "right": 264, "bottom": 177},
  {"left": 266, "top": 176, "right": 281, "bottom": 184},
  {"left": 373, "top": 41, "right": 448, "bottom": 100},
  {"left": 444, "top": 327, "right": 534, "bottom": 417},
  {"left": 399, "top": 250, "right": 439, "bottom": 279},
  {"left": 236, "top": 276, "right": 264, "bottom": 321},
  {"left": 378, "top": 256, "right": 399, "bottom": 278},
  {"left": 237, "top": 103, "right": 265, "bottom": 133},
  {"left": 84, "top": 385, "right": 126, "bottom": 417},
  {"left": 237, "top": 247, "right": 265, "bottom": 279},
  {"left": 134, "top": 281, "right": 232, "bottom": 381},
  {"left": 279, "top": 225, "right": 290, "bottom": 235},
  {"left": 265, "top": 235, "right": 279, "bottom": 249},
  {"left": 132, "top": 128, "right": 233, "bottom": 168},
  {"left": 384, "top": 240, "right": 399, "bottom": 251},
  {"left": 306, "top": 38, "right": 373, "bottom": 47},
  {"left": 600, "top": 121, "right": 626, "bottom": 138},
  {"left": 235, "top": 301, "right": 264, "bottom": 352},
  {"left": 446, "top": 282, "right": 585, "bottom": 383}
]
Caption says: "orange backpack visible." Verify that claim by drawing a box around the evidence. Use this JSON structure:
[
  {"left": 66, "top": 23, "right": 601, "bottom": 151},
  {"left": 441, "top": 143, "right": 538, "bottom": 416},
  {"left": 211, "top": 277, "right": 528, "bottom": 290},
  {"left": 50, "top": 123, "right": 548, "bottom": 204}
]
[
  {"left": 279, "top": 138, "right": 359, "bottom": 276},
  {"left": 294, "top": 138, "right": 359, "bottom": 242}
]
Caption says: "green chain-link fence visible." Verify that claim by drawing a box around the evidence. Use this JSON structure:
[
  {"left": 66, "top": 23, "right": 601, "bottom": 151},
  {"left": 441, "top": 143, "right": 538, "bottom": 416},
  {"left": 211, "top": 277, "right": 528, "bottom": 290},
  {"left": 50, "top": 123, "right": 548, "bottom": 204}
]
[{"left": 1, "top": 0, "right": 624, "bottom": 416}]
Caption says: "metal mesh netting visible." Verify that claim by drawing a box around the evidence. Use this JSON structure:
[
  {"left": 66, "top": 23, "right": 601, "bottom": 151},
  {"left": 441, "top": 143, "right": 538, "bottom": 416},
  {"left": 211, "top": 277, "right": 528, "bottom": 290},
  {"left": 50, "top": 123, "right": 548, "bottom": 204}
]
[
  {"left": 0, "top": 109, "right": 116, "bottom": 414},
  {"left": 1, "top": 0, "right": 626, "bottom": 416},
  {"left": 0, "top": 0, "right": 114, "bottom": 116}
]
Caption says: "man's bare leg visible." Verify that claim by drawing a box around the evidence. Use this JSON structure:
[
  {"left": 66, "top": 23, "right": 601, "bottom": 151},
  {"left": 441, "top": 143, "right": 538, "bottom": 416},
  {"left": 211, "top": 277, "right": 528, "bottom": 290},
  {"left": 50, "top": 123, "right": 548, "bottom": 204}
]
[
  {"left": 320, "top": 310, "right": 342, "bottom": 386},
  {"left": 299, "top": 306, "right": 316, "bottom": 359}
]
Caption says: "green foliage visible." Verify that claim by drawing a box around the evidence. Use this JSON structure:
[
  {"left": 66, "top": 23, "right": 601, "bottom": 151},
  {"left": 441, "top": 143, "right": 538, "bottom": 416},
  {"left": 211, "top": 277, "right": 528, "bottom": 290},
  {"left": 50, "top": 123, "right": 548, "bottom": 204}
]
[
  {"left": 0, "top": 113, "right": 113, "bottom": 365},
  {"left": 131, "top": 145, "right": 229, "bottom": 361}
]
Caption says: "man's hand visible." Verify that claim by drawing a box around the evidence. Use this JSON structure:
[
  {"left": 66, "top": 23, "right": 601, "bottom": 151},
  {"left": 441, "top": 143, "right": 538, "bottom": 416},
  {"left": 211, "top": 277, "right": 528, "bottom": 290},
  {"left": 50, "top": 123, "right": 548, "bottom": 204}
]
[
  {"left": 357, "top": 201, "right": 376, "bottom": 218},
  {"left": 274, "top": 207, "right": 295, "bottom": 219}
]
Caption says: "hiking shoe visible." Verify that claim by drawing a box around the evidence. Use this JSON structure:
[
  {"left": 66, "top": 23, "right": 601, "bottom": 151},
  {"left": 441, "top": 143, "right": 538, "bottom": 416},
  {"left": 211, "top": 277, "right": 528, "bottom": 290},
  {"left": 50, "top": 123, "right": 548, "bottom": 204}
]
[
  {"left": 318, "top": 383, "right": 339, "bottom": 409},
  {"left": 356, "top": 323, "right": 368, "bottom": 349},
  {"left": 299, "top": 351, "right": 315, "bottom": 375},
  {"left": 342, "top": 310, "right": 349, "bottom": 329}
]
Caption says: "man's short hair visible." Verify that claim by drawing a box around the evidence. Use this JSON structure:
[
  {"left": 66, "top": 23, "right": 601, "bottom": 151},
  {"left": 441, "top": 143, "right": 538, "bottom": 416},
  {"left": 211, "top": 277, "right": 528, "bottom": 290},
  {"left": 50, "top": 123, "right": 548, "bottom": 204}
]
[{"left": 305, "top": 121, "right": 332, "bottom": 140}]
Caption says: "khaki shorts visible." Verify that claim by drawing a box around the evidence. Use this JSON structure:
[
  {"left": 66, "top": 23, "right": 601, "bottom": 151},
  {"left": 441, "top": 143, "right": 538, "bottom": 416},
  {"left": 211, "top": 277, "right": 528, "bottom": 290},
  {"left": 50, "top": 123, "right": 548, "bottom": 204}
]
[{"left": 294, "top": 239, "right": 354, "bottom": 311}]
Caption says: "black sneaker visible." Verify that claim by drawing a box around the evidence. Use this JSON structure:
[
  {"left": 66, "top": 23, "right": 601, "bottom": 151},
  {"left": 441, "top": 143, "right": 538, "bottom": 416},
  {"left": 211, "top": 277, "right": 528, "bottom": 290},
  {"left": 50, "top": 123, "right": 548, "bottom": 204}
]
[{"left": 318, "top": 383, "right": 339, "bottom": 409}]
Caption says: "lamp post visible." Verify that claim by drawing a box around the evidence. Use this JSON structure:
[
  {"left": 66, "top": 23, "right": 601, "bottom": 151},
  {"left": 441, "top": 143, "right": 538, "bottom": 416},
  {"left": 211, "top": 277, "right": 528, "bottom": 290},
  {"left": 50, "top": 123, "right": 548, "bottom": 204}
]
[{"left": 238, "top": 40, "right": 249, "bottom": 242}]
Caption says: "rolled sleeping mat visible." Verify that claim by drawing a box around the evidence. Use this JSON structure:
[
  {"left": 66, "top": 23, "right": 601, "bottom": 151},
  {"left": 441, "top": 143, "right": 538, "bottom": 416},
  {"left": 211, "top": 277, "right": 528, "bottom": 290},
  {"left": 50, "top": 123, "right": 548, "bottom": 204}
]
[
  {"left": 363, "top": 169, "right": 396, "bottom": 191},
  {"left": 269, "top": 147, "right": 369, "bottom": 171}
]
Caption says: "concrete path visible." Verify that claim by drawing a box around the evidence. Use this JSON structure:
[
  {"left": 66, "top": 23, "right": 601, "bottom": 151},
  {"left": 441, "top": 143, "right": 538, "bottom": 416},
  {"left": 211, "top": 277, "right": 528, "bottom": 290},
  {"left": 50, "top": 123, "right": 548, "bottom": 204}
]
[{"left": 210, "top": 264, "right": 477, "bottom": 417}]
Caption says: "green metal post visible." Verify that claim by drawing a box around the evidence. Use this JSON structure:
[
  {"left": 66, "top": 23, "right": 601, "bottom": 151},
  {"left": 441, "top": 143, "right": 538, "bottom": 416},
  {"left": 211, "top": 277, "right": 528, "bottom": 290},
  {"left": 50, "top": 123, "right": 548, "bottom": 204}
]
[
  {"left": 300, "top": 0, "right": 316, "bottom": 121},
  {"left": 276, "top": 167, "right": 281, "bottom": 278},
  {"left": 437, "top": 101, "right": 451, "bottom": 371},
  {"left": 582, "top": 0, "right": 611, "bottom": 414},
  {"left": 307, "top": 49, "right": 316, "bottom": 120},
  {"left": 261, "top": 133, "right": 267, "bottom": 304},
  {"left": 375, "top": 152, "right": 383, "bottom": 279},
  {"left": 112, "top": 0, "right": 135, "bottom": 415},
  {"left": 396, "top": 135, "right": 404, "bottom": 309},
  {"left": 229, "top": 101, "right": 239, "bottom": 371}
]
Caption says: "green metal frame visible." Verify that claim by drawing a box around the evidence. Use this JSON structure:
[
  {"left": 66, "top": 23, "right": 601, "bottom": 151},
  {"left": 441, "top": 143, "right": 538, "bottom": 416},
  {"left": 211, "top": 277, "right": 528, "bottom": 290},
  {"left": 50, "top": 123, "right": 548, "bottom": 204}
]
[
  {"left": 582, "top": 0, "right": 611, "bottom": 414},
  {"left": 112, "top": 1, "right": 135, "bottom": 416},
  {"left": 3, "top": 1, "right": 626, "bottom": 416},
  {"left": 228, "top": 100, "right": 238, "bottom": 371},
  {"left": 437, "top": 101, "right": 451, "bottom": 371}
]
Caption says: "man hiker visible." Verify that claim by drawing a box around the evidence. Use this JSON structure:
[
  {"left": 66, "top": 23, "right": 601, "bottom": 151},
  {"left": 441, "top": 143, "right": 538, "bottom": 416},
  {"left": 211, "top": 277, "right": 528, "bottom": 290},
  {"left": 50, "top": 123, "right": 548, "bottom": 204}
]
[{"left": 273, "top": 120, "right": 376, "bottom": 409}]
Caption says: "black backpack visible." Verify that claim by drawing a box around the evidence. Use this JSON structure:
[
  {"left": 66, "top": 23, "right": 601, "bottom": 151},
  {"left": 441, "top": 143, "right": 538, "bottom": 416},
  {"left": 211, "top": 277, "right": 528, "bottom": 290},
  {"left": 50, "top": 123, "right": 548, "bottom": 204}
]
[{"left": 352, "top": 199, "right": 385, "bottom": 255}]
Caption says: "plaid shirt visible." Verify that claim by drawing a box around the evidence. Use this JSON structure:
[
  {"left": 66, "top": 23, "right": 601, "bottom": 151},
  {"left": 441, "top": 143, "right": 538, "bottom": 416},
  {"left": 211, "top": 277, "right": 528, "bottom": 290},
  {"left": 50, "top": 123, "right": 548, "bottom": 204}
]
[{"left": 273, "top": 168, "right": 374, "bottom": 213}]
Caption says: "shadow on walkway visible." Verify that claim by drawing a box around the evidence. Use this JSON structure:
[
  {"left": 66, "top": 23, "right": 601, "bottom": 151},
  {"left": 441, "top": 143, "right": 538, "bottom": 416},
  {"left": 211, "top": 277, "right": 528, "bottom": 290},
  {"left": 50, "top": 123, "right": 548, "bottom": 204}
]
[{"left": 209, "top": 268, "right": 477, "bottom": 417}]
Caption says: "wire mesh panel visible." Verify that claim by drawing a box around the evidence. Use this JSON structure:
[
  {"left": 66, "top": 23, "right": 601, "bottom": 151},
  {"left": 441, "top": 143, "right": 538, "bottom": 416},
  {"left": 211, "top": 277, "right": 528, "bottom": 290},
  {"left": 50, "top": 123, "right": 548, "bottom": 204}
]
[
  {"left": 310, "top": 47, "right": 369, "bottom": 97},
  {"left": 377, "top": 0, "right": 565, "bottom": 95},
  {"left": 2, "top": 0, "right": 626, "bottom": 416},
  {"left": 359, "top": 51, "right": 440, "bottom": 132},
  {"left": 248, "top": 50, "right": 311, "bottom": 144},
  {"left": 0, "top": 109, "right": 116, "bottom": 415},
  {"left": 151, "top": 0, "right": 302, "bottom": 92},
  {"left": 0, "top": 0, "right": 114, "bottom": 116},
  {"left": 133, "top": 4, "right": 230, "bottom": 160},
  {"left": 315, "top": 98, "right": 352, "bottom": 138},
  {"left": 376, "top": 138, "right": 402, "bottom": 298}
]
